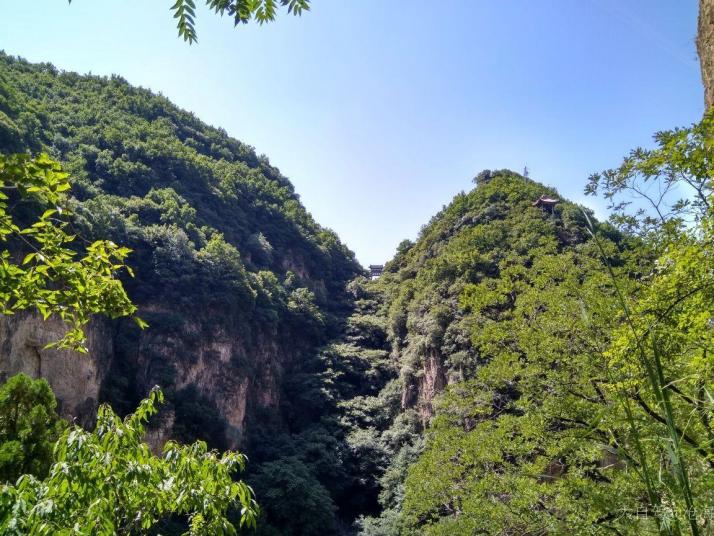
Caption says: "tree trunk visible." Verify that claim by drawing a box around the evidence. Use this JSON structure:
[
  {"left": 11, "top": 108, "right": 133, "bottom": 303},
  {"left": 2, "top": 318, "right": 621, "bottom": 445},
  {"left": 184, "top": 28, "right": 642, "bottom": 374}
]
[{"left": 698, "top": 0, "right": 714, "bottom": 109}]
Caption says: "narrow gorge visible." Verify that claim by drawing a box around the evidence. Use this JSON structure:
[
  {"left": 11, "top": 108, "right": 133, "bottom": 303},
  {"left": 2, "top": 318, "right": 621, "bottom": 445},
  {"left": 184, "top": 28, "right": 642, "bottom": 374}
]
[{"left": 0, "top": 7, "right": 711, "bottom": 531}]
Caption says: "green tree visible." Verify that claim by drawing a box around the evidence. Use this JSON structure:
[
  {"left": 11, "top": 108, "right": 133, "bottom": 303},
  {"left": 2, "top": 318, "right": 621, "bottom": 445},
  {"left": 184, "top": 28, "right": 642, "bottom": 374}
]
[
  {"left": 171, "top": 0, "right": 310, "bottom": 43},
  {"left": 0, "top": 374, "right": 65, "bottom": 484},
  {"left": 0, "top": 387, "right": 258, "bottom": 535},
  {"left": 252, "top": 456, "right": 334, "bottom": 536},
  {"left": 0, "top": 152, "right": 141, "bottom": 352},
  {"left": 67, "top": 0, "right": 311, "bottom": 44},
  {"left": 594, "top": 113, "right": 714, "bottom": 534},
  {"left": 399, "top": 115, "right": 714, "bottom": 535},
  {"left": 585, "top": 112, "right": 713, "bottom": 243}
]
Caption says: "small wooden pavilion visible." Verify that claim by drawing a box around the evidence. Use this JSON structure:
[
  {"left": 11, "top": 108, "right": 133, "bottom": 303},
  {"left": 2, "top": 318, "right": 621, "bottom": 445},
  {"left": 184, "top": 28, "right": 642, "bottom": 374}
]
[
  {"left": 532, "top": 195, "right": 559, "bottom": 213},
  {"left": 369, "top": 265, "right": 384, "bottom": 279}
]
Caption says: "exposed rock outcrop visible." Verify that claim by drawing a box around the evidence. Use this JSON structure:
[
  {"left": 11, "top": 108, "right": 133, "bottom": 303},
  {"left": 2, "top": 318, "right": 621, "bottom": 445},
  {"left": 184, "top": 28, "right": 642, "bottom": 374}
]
[
  {"left": 699, "top": 0, "right": 714, "bottom": 109},
  {"left": 110, "top": 310, "right": 289, "bottom": 450},
  {"left": 0, "top": 314, "right": 113, "bottom": 427},
  {"left": 0, "top": 310, "right": 289, "bottom": 450},
  {"left": 415, "top": 352, "right": 447, "bottom": 422}
]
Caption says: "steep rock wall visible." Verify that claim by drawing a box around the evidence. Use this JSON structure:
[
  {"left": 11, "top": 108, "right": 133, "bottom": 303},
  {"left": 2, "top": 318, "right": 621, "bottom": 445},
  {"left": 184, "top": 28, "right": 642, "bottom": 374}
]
[
  {"left": 136, "top": 321, "right": 284, "bottom": 449},
  {"left": 400, "top": 351, "right": 448, "bottom": 422},
  {"left": 0, "top": 314, "right": 113, "bottom": 427},
  {"left": 0, "top": 309, "right": 289, "bottom": 450},
  {"left": 699, "top": 0, "right": 714, "bottom": 109}
]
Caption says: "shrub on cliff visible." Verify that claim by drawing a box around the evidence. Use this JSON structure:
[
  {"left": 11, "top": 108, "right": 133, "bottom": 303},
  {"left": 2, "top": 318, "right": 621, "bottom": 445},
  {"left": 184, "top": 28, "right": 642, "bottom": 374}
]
[{"left": 0, "top": 374, "right": 64, "bottom": 483}]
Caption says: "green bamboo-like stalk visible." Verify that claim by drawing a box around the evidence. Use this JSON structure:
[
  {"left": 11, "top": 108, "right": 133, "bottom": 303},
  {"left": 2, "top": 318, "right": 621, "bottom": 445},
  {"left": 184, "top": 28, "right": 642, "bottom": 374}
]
[
  {"left": 651, "top": 338, "right": 699, "bottom": 536},
  {"left": 584, "top": 212, "right": 700, "bottom": 535}
]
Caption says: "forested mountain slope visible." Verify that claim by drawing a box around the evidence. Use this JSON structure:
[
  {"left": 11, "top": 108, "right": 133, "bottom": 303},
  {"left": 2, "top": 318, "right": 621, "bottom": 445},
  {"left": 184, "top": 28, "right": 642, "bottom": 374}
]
[
  {"left": 350, "top": 170, "right": 652, "bottom": 534},
  {"left": 0, "top": 52, "right": 370, "bottom": 533},
  {"left": 379, "top": 169, "right": 617, "bottom": 420},
  {"left": 350, "top": 130, "right": 714, "bottom": 534},
  {"left": 4, "top": 51, "right": 711, "bottom": 536}
]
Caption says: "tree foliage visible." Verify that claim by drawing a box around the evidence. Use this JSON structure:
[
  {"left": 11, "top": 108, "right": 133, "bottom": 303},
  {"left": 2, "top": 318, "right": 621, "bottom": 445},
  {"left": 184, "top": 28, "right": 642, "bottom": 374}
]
[
  {"left": 398, "top": 115, "right": 714, "bottom": 535},
  {"left": 0, "top": 374, "right": 64, "bottom": 484},
  {"left": 170, "top": 0, "right": 310, "bottom": 43},
  {"left": 66, "top": 0, "right": 311, "bottom": 44},
  {"left": 585, "top": 113, "right": 713, "bottom": 242},
  {"left": 0, "top": 153, "right": 139, "bottom": 351},
  {"left": 0, "top": 387, "right": 258, "bottom": 535}
]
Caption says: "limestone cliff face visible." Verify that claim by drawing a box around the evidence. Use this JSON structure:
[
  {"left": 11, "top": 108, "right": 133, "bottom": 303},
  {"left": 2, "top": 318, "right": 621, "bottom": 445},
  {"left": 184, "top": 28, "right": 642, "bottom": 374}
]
[
  {"left": 400, "top": 351, "right": 448, "bottom": 423},
  {"left": 0, "top": 314, "right": 113, "bottom": 427},
  {"left": 415, "top": 352, "right": 447, "bottom": 421},
  {"left": 699, "top": 0, "right": 714, "bottom": 109},
  {"left": 135, "top": 318, "right": 284, "bottom": 449},
  {"left": 0, "top": 308, "right": 288, "bottom": 451}
]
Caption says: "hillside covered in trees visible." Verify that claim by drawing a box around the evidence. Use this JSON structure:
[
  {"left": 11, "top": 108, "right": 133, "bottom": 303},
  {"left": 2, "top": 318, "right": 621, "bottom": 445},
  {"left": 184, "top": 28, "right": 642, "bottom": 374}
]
[
  {"left": 1, "top": 39, "right": 714, "bottom": 536},
  {"left": 0, "top": 51, "right": 366, "bottom": 533}
]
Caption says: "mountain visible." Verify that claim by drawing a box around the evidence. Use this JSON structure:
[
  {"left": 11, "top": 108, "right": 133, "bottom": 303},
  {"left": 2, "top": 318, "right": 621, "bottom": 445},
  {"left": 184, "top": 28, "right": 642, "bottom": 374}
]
[
  {"left": 0, "top": 53, "right": 646, "bottom": 535},
  {"left": 0, "top": 52, "right": 367, "bottom": 533},
  {"left": 346, "top": 170, "right": 641, "bottom": 534}
]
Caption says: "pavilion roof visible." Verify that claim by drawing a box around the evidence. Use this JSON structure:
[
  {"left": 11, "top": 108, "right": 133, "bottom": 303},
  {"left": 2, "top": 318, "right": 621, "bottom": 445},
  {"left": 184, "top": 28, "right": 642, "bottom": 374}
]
[{"left": 532, "top": 195, "right": 560, "bottom": 207}]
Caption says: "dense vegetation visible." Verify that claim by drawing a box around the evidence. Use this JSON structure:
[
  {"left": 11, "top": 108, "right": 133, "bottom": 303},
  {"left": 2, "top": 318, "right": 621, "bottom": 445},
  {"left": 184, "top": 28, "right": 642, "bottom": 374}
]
[
  {"left": 345, "top": 169, "right": 629, "bottom": 534},
  {"left": 0, "top": 147, "right": 257, "bottom": 531},
  {"left": 0, "top": 52, "right": 365, "bottom": 533},
  {"left": 0, "top": 47, "right": 713, "bottom": 535},
  {"left": 0, "top": 374, "right": 64, "bottom": 483},
  {"left": 354, "top": 118, "right": 714, "bottom": 534},
  {"left": 0, "top": 381, "right": 258, "bottom": 534}
]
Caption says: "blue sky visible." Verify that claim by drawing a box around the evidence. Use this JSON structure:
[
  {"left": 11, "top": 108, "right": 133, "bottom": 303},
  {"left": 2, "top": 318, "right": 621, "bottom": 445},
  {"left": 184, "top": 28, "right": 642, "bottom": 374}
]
[{"left": 0, "top": 0, "right": 703, "bottom": 265}]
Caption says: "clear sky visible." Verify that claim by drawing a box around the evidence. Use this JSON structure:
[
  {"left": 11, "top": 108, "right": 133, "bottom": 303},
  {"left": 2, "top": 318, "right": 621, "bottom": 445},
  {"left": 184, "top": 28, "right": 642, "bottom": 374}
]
[{"left": 0, "top": 0, "right": 704, "bottom": 265}]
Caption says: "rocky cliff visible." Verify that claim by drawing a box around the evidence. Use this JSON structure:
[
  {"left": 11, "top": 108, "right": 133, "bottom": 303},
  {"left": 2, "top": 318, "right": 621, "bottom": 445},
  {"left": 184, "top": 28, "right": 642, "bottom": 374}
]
[
  {"left": 0, "top": 52, "right": 362, "bottom": 456},
  {"left": 699, "top": 0, "right": 714, "bottom": 109},
  {"left": 0, "top": 314, "right": 112, "bottom": 428}
]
